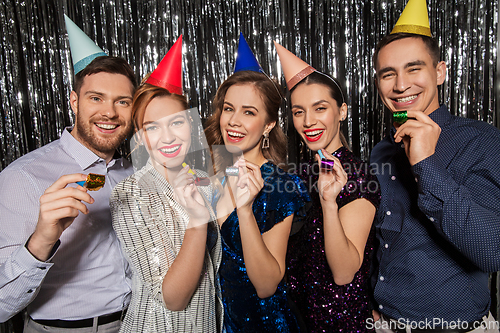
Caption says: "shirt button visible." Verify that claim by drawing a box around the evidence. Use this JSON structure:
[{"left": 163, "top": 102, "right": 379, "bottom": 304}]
[
  {"left": 384, "top": 244, "right": 389, "bottom": 248},
  {"left": 379, "top": 276, "right": 385, "bottom": 281},
  {"left": 429, "top": 217, "right": 435, "bottom": 222},
  {"left": 386, "top": 211, "right": 391, "bottom": 216},
  {"left": 379, "top": 304, "right": 384, "bottom": 310},
  {"left": 401, "top": 143, "right": 405, "bottom": 149},
  {"left": 415, "top": 177, "right": 418, "bottom": 183},
  {"left": 391, "top": 176, "right": 396, "bottom": 181}
]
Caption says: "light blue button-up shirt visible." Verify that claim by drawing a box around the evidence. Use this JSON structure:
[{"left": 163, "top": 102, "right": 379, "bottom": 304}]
[{"left": 0, "top": 128, "right": 133, "bottom": 322}]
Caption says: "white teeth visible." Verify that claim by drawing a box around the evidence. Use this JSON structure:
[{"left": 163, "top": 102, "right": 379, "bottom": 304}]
[
  {"left": 228, "top": 131, "right": 245, "bottom": 138},
  {"left": 397, "top": 95, "right": 417, "bottom": 103},
  {"left": 96, "top": 123, "right": 118, "bottom": 130},
  {"left": 305, "top": 130, "right": 324, "bottom": 137},
  {"left": 159, "top": 146, "right": 180, "bottom": 153}
]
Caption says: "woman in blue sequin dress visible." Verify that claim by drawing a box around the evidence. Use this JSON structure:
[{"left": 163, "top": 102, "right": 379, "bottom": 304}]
[
  {"left": 285, "top": 71, "right": 381, "bottom": 332},
  {"left": 205, "top": 70, "right": 309, "bottom": 333}
]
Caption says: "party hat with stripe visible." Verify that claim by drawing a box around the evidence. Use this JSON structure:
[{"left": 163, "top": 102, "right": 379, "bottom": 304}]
[
  {"left": 64, "top": 14, "right": 107, "bottom": 74},
  {"left": 273, "top": 41, "right": 315, "bottom": 90},
  {"left": 391, "top": 0, "right": 432, "bottom": 37}
]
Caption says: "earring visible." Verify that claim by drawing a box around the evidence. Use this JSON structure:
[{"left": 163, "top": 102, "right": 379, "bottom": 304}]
[{"left": 262, "top": 132, "right": 270, "bottom": 149}]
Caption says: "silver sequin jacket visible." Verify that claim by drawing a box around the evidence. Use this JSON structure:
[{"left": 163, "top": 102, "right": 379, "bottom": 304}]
[{"left": 110, "top": 161, "right": 222, "bottom": 333}]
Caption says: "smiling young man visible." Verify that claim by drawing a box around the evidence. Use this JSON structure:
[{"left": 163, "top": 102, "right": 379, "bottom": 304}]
[
  {"left": 70, "top": 58, "right": 135, "bottom": 163},
  {"left": 369, "top": 2, "right": 500, "bottom": 332},
  {"left": 0, "top": 54, "right": 137, "bottom": 333}
]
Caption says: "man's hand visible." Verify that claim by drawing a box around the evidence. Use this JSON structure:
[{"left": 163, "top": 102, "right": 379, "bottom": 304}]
[
  {"left": 393, "top": 110, "right": 441, "bottom": 166},
  {"left": 27, "top": 174, "right": 95, "bottom": 261}
]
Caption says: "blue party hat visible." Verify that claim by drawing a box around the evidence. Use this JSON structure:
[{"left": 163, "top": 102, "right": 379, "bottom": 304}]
[
  {"left": 64, "top": 14, "right": 107, "bottom": 74},
  {"left": 233, "top": 33, "right": 263, "bottom": 73}
]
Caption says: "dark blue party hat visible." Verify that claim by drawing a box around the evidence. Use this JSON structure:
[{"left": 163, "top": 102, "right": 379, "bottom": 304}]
[{"left": 233, "top": 33, "right": 263, "bottom": 73}]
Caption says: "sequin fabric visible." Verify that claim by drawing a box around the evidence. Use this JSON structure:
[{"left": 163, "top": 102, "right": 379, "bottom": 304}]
[
  {"left": 219, "top": 162, "right": 310, "bottom": 333},
  {"left": 287, "top": 147, "right": 380, "bottom": 332},
  {"left": 110, "top": 161, "right": 223, "bottom": 333}
]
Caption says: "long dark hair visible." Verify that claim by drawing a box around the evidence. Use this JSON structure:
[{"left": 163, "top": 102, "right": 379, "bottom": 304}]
[
  {"left": 290, "top": 71, "right": 350, "bottom": 149},
  {"left": 205, "top": 70, "right": 288, "bottom": 172}
]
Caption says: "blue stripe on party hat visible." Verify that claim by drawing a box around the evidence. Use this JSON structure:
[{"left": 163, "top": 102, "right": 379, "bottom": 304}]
[
  {"left": 233, "top": 33, "right": 263, "bottom": 73},
  {"left": 64, "top": 14, "right": 107, "bottom": 74}
]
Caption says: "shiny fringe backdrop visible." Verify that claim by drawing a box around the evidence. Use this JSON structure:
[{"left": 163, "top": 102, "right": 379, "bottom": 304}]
[
  {"left": 0, "top": 0, "right": 498, "bottom": 328},
  {"left": 0, "top": 0, "right": 498, "bottom": 167}
]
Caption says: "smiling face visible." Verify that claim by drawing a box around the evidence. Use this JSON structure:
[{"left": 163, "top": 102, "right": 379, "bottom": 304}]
[
  {"left": 70, "top": 72, "right": 135, "bottom": 161},
  {"left": 219, "top": 83, "right": 275, "bottom": 162},
  {"left": 291, "top": 83, "right": 347, "bottom": 152},
  {"left": 141, "top": 95, "right": 191, "bottom": 170},
  {"left": 375, "top": 37, "right": 446, "bottom": 116}
]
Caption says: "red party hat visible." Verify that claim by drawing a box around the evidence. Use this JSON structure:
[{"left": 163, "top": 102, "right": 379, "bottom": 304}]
[{"left": 146, "top": 35, "right": 183, "bottom": 95}]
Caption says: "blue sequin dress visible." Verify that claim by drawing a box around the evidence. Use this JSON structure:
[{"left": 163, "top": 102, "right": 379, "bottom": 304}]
[
  {"left": 219, "top": 162, "right": 309, "bottom": 333},
  {"left": 287, "top": 147, "right": 381, "bottom": 332}
]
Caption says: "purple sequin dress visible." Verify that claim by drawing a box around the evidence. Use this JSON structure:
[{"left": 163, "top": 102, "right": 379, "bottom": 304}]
[{"left": 287, "top": 147, "right": 380, "bottom": 333}]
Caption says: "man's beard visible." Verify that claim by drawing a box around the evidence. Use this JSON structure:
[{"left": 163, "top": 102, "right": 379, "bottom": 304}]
[{"left": 75, "top": 110, "right": 133, "bottom": 156}]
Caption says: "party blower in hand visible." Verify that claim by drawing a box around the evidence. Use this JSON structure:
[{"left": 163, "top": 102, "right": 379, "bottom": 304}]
[
  {"left": 76, "top": 173, "right": 105, "bottom": 191},
  {"left": 318, "top": 150, "right": 334, "bottom": 170}
]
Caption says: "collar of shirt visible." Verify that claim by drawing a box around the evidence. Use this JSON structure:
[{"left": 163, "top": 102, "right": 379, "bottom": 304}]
[{"left": 59, "top": 127, "right": 124, "bottom": 170}]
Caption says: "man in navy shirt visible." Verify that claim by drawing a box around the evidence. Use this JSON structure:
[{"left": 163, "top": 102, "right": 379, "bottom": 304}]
[{"left": 370, "top": 1, "right": 500, "bottom": 332}]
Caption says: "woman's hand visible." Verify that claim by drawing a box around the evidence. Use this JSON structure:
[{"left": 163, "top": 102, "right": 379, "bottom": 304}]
[
  {"left": 234, "top": 159, "right": 264, "bottom": 210},
  {"left": 172, "top": 164, "right": 210, "bottom": 228},
  {"left": 316, "top": 150, "right": 347, "bottom": 203}
]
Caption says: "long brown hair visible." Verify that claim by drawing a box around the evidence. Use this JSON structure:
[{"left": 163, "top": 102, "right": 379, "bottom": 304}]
[{"left": 205, "top": 71, "right": 288, "bottom": 172}]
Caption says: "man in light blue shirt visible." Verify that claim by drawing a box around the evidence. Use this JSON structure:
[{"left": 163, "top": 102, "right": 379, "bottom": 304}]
[{"left": 0, "top": 55, "right": 137, "bottom": 333}]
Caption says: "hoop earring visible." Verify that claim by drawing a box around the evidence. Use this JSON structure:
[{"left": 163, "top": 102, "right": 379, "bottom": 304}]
[{"left": 262, "top": 132, "right": 270, "bottom": 149}]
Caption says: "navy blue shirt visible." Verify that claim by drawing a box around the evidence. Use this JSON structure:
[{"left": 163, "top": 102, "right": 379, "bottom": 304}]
[{"left": 370, "top": 105, "right": 500, "bottom": 322}]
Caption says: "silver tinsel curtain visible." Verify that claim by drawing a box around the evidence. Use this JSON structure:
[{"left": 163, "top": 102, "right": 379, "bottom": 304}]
[{"left": 0, "top": 0, "right": 498, "bottom": 331}]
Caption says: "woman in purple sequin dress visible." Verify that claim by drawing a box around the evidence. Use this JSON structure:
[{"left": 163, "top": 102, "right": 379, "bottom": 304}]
[{"left": 286, "top": 71, "right": 381, "bottom": 332}]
